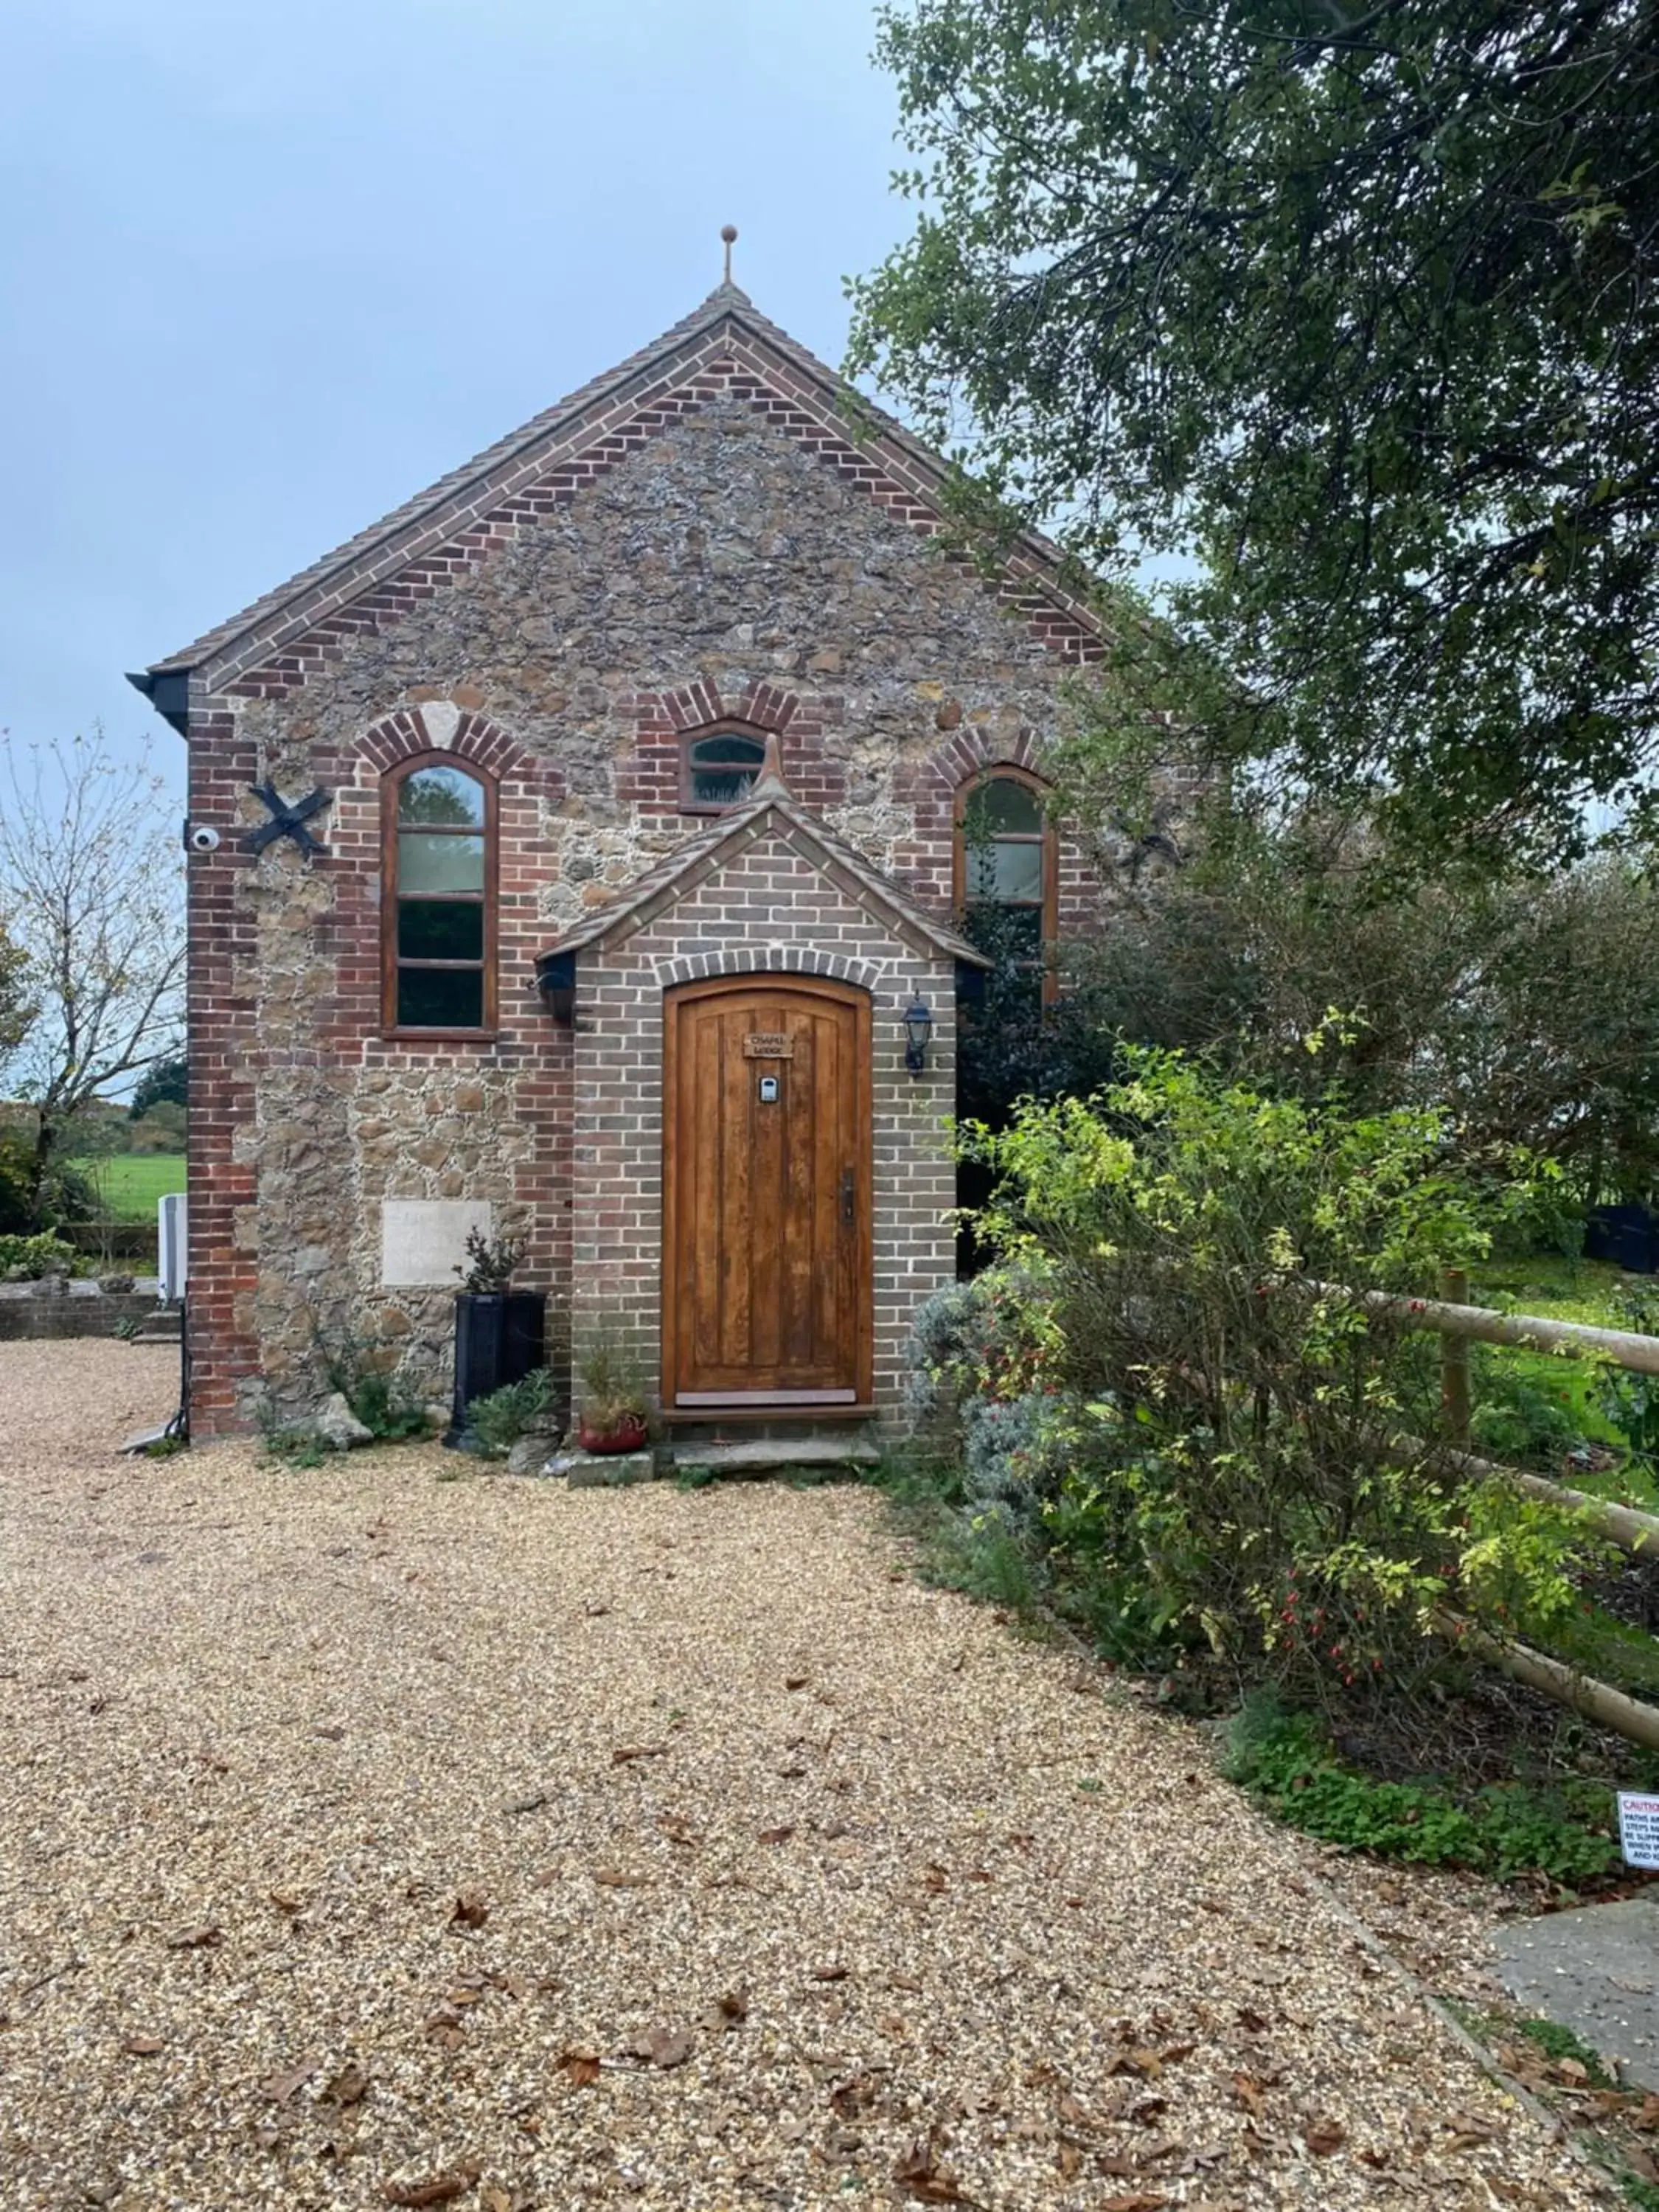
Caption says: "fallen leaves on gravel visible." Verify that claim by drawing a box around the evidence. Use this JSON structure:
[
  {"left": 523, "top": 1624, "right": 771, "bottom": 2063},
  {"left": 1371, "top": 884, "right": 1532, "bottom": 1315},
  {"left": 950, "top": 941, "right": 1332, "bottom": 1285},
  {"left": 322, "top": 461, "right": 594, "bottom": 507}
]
[
  {"left": 1231, "top": 2070, "right": 1266, "bottom": 2115},
  {"left": 830, "top": 2073, "right": 883, "bottom": 2118},
  {"left": 893, "top": 2126, "right": 976, "bottom": 2204},
  {"left": 165, "top": 1923, "right": 221, "bottom": 1950},
  {"left": 1443, "top": 2107, "right": 1502, "bottom": 2149},
  {"left": 757, "top": 1823, "right": 796, "bottom": 1845},
  {"left": 259, "top": 2055, "right": 322, "bottom": 2104},
  {"left": 319, "top": 2061, "right": 370, "bottom": 2108},
  {"left": 611, "top": 1744, "right": 666, "bottom": 1763},
  {"left": 380, "top": 2163, "right": 481, "bottom": 2207},
  {"left": 0, "top": 1355, "right": 1618, "bottom": 2212},
  {"left": 623, "top": 2024, "right": 693, "bottom": 2068},
  {"left": 448, "top": 1893, "right": 490, "bottom": 1930},
  {"left": 1304, "top": 2116, "right": 1346, "bottom": 2155}
]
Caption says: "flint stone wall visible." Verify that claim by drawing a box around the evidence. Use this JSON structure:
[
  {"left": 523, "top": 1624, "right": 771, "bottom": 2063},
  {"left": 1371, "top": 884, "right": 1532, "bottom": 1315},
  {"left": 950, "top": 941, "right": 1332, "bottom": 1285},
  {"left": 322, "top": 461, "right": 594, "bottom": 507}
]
[{"left": 183, "top": 399, "right": 1166, "bottom": 1433}]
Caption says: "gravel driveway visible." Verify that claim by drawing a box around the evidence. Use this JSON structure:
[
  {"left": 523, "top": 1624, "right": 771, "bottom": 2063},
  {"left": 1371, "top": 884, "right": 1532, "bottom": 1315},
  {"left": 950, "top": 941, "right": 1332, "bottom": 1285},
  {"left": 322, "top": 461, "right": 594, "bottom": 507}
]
[{"left": 0, "top": 1343, "right": 1608, "bottom": 2211}]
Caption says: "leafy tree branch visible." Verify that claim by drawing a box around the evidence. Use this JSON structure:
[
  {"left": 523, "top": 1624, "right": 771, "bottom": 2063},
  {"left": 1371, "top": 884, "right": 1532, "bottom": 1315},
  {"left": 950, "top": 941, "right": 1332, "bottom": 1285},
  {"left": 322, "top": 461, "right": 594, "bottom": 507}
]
[{"left": 850, "top": 0, "right": 1659, "bottom": 863}]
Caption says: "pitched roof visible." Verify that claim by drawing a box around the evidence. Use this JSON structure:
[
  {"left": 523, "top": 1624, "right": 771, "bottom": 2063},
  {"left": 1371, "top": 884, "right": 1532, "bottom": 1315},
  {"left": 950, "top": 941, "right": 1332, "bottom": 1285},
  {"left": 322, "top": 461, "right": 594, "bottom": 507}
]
[
  {"left": 137, "top": 281, "right": 1107, "bottom": 697},
  {"left": 536, "top": 787, "right": 990, "bottom": 972}
]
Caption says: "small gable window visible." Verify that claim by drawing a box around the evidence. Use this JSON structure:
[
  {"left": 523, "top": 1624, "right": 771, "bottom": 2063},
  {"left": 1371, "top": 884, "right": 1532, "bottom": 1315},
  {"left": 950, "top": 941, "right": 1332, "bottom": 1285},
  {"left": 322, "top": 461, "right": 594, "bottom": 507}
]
[
  {"left": 383, "top": 757, "right": 495, "bottom": 1034},
  {"left": 681, "top": 724, "right": 769, "bottom": 813},
  {"left": 954, "top": 767, "right": 1058, "bottom": 1000}
]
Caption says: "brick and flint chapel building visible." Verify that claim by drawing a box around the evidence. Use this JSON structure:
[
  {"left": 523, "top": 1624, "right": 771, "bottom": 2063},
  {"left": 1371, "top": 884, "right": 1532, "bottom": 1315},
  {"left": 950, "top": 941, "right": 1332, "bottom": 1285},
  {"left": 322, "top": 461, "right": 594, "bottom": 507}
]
[{"left": 132, "top": 265, "right": 1113, "bottom": 1441}]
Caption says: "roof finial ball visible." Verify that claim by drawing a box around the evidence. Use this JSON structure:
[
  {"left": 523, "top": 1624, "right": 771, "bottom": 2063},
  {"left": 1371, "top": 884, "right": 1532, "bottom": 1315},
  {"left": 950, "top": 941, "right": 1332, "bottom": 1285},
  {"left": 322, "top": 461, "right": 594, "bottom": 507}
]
[{"left": 721, "top": 224, "right": 738, "bottom": 285}]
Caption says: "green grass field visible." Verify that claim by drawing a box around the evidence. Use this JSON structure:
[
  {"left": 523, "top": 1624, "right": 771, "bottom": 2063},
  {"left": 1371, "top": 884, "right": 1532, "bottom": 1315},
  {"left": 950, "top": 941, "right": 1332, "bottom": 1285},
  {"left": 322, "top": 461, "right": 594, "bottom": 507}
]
[
  {"left": 74, "top": 1154, "right": 187, "bottom": 1222},
  {"left": 1464, "top": 1252, "right": 1658, "bottom": 1489},
  {"left": 1472, "top": 1253, "right": 1631, "bottom": 1326}
]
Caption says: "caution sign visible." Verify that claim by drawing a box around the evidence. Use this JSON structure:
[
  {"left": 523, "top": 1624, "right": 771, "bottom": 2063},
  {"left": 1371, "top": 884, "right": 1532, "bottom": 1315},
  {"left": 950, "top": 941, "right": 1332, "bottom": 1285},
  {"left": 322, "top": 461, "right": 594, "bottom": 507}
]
[{"left": 1618, "top": 1792, "right": 1659, "bottom": 1869}]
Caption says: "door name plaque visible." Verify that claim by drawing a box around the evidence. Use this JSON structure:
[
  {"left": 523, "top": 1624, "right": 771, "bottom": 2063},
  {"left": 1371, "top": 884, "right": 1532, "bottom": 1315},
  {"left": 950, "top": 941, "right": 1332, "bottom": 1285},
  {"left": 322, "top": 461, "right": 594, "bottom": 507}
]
[{"left": 742, "top": 1032, "right": 794, "bottom": 1060}]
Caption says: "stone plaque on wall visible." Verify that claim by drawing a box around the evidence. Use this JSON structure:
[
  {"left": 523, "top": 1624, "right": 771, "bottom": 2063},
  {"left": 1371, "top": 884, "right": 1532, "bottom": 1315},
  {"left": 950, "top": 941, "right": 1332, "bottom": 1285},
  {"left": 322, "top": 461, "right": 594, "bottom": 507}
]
[{"left": 381, "top": 1199, "right": 493, "bottom": 1287}]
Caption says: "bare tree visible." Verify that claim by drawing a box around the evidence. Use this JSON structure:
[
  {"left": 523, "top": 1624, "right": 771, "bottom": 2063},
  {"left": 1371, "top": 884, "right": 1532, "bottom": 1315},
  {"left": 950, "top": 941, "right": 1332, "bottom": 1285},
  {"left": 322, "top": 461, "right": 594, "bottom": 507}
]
[{"left": 0, "top": 730, "right": 184, "bottom": 1201}]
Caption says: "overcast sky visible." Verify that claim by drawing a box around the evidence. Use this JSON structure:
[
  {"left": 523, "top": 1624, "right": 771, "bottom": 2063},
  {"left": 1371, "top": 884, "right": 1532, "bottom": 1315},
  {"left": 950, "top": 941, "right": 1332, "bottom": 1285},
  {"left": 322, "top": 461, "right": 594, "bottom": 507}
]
[{"left": 0, "top": 0, "right": 912, "bottom": 807}]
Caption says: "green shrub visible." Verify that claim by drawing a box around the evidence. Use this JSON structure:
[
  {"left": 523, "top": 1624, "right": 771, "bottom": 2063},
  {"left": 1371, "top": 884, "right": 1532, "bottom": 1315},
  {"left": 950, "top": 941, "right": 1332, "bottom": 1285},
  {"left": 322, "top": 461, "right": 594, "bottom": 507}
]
[
  {"left": 1469, "top": 1348, "right": 1585, "bottom": 1467},
  {"left": 321, "top": 1338, "right": 426, "bottom": 1441},
  {"left": 0, "top": 1137, "right": 38, "bottom": 1235},
  {"left": 1593, "top": 1281, "right": 1659, "bottom": 1471},
  {"left": 0, "top": 1230, "right": 79, "bottom": 1279},
  {"left": 467, "top": 1367, "right": 555, "bottom": 1458},
  {"left": 265, "top": 1430, "right": 327, "bottom": 1470},
  {"left": 340, "top": 1368, "right": 427, "bottom": 1442},
  {"left": 945, "top": 1043, "right": 1601, "bottom": 1697},
  {"left": 1225, "top": 1699, "right": 1620, "bottom": 1886}
]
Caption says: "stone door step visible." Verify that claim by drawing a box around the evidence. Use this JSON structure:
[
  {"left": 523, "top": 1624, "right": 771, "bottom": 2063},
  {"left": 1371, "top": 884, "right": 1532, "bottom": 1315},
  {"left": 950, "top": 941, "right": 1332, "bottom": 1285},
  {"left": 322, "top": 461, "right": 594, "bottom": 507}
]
[
  {"left": 119, "top": 1422, "right": 174, "bottom": 1454},
  {"left": 131, "top": 1318, "right": 182, "bottom": 1344},
  {"left": 670, "top": 1437, "right": 880, "bottom": 1478}
]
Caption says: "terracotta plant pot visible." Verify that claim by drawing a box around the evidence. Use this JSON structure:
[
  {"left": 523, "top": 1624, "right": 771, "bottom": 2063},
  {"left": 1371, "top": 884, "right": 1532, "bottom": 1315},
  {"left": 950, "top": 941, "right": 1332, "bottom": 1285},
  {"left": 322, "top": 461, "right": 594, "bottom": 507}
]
[{"left": 577, "top": 1413, "right": 649, "bottom": 1455}]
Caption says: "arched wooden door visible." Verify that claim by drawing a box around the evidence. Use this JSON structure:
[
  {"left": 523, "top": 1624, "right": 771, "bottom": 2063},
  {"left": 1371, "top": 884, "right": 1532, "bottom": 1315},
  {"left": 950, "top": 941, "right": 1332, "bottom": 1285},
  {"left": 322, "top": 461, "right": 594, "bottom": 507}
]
[{"left": 662, "top": 975, "right": 873, "bottom": 1408}]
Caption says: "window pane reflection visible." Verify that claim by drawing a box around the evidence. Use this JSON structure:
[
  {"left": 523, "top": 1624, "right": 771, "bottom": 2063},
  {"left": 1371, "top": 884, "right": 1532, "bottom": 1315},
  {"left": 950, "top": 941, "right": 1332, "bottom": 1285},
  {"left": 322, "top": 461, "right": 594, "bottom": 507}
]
[{"left": 398, "top": 832, "right": 485, "bottom": 892}]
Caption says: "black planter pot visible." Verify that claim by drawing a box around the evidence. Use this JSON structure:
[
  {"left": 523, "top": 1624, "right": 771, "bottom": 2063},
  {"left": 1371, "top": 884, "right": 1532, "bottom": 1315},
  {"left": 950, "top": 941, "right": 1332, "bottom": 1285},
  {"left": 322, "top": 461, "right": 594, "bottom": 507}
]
[
  {"left": 1585, "top": 1205, "right": 1659, "bottom": 1276},
  {"left": 447, "top": 1290, "right": 546, "bottom": 1444}
]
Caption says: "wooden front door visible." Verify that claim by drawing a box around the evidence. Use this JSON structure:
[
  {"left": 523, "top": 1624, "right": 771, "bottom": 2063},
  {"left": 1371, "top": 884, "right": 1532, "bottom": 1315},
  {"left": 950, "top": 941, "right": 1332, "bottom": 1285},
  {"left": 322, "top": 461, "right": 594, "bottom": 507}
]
[{"left": 663, "top": 976, "right": 872, "bottom": 1408}]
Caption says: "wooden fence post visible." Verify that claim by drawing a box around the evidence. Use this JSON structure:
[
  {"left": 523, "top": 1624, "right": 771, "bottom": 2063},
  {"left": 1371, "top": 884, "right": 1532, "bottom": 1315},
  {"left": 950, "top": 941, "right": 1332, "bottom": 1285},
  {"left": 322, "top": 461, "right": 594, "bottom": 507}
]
[{"left": 1440, "top": 1266, "right": 1472, "bottom": 1447}]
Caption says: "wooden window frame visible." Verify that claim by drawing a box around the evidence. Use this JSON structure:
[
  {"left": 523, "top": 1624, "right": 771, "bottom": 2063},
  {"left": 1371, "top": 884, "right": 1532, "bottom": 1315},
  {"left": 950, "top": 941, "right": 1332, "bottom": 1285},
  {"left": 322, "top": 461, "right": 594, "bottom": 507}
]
[
  {"left": 381, "top": 751, "right": 498, "bottom": 1041},
  {"left": 678, "top": 718, "right": 773, "bottom": 815},
  {"left": 952, "top": 764, "right": 1060, "bottom": 1006}
]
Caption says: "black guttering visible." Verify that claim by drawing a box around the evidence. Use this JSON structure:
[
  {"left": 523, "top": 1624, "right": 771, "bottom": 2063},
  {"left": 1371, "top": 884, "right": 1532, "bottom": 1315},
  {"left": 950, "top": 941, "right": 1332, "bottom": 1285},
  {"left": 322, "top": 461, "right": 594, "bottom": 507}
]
[{"left": 126, "top": 668, "right": 191, "bottom": 737}]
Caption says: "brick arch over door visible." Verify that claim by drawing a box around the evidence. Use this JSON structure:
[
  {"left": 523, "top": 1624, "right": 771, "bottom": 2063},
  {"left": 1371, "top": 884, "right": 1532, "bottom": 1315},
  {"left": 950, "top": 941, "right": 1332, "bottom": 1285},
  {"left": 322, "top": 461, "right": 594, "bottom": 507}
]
[{"left": 650, "top": 945, "right": 886, "bottom": 997}]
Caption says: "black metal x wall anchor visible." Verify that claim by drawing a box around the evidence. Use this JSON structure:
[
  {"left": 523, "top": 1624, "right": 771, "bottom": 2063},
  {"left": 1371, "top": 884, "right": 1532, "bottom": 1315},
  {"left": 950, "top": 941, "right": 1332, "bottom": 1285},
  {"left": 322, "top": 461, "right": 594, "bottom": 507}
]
[{"left": 244, "top": 782, "right": 330, "bottom": 858}]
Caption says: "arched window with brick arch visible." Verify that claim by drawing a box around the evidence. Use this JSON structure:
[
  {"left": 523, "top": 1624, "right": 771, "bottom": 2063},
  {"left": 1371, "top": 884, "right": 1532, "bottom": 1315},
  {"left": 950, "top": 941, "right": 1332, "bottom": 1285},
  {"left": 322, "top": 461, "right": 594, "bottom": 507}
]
[
  {"left": 953, "top": 765, "right": 1058, "bottom": 1003},
  {"left": 383, "top": 753, "right": 497, "bottom": 1034},
  {"left": 680, "top": 720, "right": 771, "bottom": 813}
]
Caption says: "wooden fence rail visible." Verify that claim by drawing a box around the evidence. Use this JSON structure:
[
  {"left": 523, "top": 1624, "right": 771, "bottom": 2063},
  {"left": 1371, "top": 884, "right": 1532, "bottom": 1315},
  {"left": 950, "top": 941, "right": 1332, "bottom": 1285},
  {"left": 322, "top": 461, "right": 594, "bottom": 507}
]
[
  {"left": 1308, "top": 1275, "right": 1659, "bottom": 1378},
  {"left": 1298, "top": 1265, "right": 1659, "bottom": 1748}
]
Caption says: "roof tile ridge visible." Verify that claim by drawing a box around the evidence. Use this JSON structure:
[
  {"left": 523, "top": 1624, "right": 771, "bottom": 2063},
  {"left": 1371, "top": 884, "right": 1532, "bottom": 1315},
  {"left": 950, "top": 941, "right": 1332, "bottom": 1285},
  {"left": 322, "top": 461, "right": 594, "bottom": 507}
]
[{"left": 766, "top": 799, "right": 988, "bottom": 963}]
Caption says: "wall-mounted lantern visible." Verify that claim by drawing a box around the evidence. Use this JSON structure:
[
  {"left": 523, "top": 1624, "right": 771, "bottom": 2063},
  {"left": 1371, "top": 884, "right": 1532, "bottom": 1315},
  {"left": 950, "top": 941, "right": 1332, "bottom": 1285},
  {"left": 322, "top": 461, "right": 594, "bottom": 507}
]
[
  {"left": 535, "top": 950, "right": 577, "bottom": 1026},
  {"left": 903, "top": 994, "right": 934, "bottom": 1079}
]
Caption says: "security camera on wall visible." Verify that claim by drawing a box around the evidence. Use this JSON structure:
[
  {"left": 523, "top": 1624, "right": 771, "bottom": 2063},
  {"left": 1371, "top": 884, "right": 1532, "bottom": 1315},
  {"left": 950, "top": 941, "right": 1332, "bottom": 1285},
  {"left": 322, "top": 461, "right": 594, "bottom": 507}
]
[{"left": 186, "top": 822, "right": 220, "bottom": 853}]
